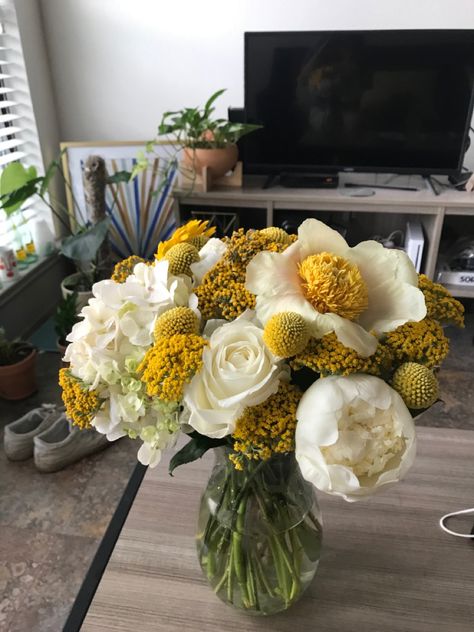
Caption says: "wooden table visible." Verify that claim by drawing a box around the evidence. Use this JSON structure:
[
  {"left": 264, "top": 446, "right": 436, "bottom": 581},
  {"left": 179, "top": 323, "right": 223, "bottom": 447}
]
[{"left": 81, "top": 427, "right": 474, "bottom": 632}]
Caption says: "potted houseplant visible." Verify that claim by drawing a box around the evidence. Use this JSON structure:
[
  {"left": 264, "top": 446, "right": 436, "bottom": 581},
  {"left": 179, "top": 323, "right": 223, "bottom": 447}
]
[
  {"left": 0, "top": 158, "right": 112, "bottom": 311},
  {"left": 0, "top": 327, "right": 37, "bottom": 400},
  {"left": 155, "top": 89, "right": 261, "bottom": 178},
  {"left": 54, "top": 292, "right": 80, "bottom": 356}
]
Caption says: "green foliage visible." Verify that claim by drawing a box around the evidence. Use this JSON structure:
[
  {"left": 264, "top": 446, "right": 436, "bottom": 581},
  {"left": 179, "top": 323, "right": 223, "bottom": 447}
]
[
  {"left": 0, "top": 327, "right": 34, "bottom": 366},
  {"left": 169, "top": 431, "right": 229, "bottom": 476},
  {"left": 158, "top": 89, "right": 261, "bottom": 149},
  {"left": 60, "top": 218, "right": 110, "bottom": 262},
  {"left": 54, "top": 293, "right": 80, "bottom": 344}
]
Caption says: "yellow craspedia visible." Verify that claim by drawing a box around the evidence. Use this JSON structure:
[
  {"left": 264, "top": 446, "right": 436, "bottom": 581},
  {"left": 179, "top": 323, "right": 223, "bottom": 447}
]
[
  {"left": 263, "top": 312, "right": 310, "bottom": 357},
  {"left": 111, "top": 255, "right": 147, "bottom": 283},
  {"left": 392, "top": 362, "right": 439, "bottom": 410},
  {"left": 188, "top": 234, "right": 209, "bottom": 251},
  {"left": 164, "top": 242, "right": 199, "bottom": 277},
  {"left": 154, "top": 307, "right": 199, "bottom": 338},
  {"left": 260, "top": 227, "right": 292, "bottom": 245}
]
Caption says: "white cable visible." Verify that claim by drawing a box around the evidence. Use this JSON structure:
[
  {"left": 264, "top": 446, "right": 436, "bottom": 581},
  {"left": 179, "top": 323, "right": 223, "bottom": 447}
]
[{"left": 439, "top": 508, "right": 474, "bottom": 538}]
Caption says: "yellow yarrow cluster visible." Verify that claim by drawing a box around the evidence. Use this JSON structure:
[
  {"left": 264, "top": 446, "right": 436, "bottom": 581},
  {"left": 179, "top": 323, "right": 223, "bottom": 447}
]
[
  {"left": 59, "top": 368, "right": 102, "bottom": 429},
  {"left": 154, "top": 307, "right": 199, "bottom": 338},
  {"left": 259, "top": 227, "right": 292, "bottom": 244},
  {"left": 291, "top": 332, "right": 391, "bottom": 377},
  {"left": 195, "top": 228, "right": 293, "bottom": 320},
  {"left": 418, "top": 274, "right": 465, "bottom": 327},
  {"left": 138, "top": 334, "right": 207, "bottom": 402},
  {"left": 229, "top": 382, "right": 302, "bottom": 470},
  {"left": 156, "top": 219, "right": 215, "bottom": 260},
  {"left": 392, "top": 362, "right": 439, "bottom": 410},
  {"left": 263, "top": 312, "right": 310, "bottom": 357},
  {"left": 164, "top": 242, "right": 199, "bottom": 277},
  {"left": 384, "top": 317, "right": 449, "bottom": 369},
  {"left": 111, "top": 255, "right": 147, "bottom": 283}
]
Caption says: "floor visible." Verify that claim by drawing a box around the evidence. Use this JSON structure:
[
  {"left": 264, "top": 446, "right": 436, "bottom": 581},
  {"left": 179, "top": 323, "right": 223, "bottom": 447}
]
[
  {"left": 0, "top": 352, "right": 138, "bottom": 632},
  {"left": 0, "top": 315, "right": 473, "bottom": 632}
]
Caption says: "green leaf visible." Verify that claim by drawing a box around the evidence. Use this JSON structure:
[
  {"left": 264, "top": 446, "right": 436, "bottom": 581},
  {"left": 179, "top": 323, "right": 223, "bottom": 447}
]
[
  {"left": 106, "top": 170, "right": 132, "bottom": 184},
  {"left": 60, "top": 218, "right": 109, "bottom": 262},
  {"left": 168, "top": 432, "right": 228, "bottom": 476},
  {"left": 296, "top": 521, "right": 322, "bottom": 562},
  {"left": 145, "top": 140, "right": 155, "bottom": 153},
  {"left": 0, "top": 163, "right": 39, "bottom": 214},
  {"left": 39, "top": 160, "right": 59, "bottom": 196},
  {"left": 204, "top": 88, "right": 226, "bottom": 116}
]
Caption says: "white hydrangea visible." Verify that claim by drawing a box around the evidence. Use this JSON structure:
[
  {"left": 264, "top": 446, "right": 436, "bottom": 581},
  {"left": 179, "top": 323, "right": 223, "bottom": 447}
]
[{"left": 64, "top": 258, "right": 198, "bottom": 466}]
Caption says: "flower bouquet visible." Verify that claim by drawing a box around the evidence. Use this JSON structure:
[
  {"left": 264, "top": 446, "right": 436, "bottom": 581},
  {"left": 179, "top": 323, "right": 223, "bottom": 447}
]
[{"left": 60, "top": 218, "right": 464, "bottom": 615}]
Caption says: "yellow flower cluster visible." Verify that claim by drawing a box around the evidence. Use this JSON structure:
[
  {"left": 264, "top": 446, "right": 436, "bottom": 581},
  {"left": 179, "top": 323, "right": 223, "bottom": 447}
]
[
  {"left": 263, "top": 312, "right": 310, "bottom": 357},
  {"left": 384, "top": 317, "right": 449, "bottom": 369},
  {"left": 229, "top": 382, "right": 302, "bottom": 470},
  {"left": 156, "top": 219, "right": 215, "bottom": 260},
  {"left": 111, "top": 255, "right": 147, "bottom": 283},
  {"left": 164, "top": 242, "right": 200, "bottom": 277},
  {"left": 291, "top": 332, "right": 391, "bottom": 377},
  {"left": 392, "top": 362, "right": 439, "bottom": 410},
  {"left": 418, "top": 274, "right": 465, "bottom": 327},
  {"left": 154, "top": 307, "right": 199, "bottom": 338},
  {"left": 138, "top": 334, "right": 207, "bottom": 402},
  {"left": 59, "top": 368, "right": 101, "bottom": 429},
  {"left": 195, "top": 228, "right": 293, "bottom": 320}
]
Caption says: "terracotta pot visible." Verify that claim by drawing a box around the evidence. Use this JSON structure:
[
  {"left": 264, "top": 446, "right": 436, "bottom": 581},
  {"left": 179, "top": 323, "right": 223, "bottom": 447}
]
[
  {"left": 0, "top": 349, "right": 37, "bottom": 400},
  {"left": 184, "top": 145, "right": 238, "bottom": 178},
  {"left": 61, "top": 272, "right": 93, "bottom": 313}
]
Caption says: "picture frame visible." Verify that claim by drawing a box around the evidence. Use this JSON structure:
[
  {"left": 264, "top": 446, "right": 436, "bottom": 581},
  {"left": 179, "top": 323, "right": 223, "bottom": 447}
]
[{"left": 60, "top": 140, "right": 181, "bottom": 259}]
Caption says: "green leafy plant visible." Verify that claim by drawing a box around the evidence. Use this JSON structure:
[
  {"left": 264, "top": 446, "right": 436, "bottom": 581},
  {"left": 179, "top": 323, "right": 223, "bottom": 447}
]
[
  {"left": 0, "top": 327, "right": 35, "bottom": 366},
  {"left": 54, "top": 293, "right": 80, "bottom": 345},
  {"left": 0, "top": 156, "right": 111, "bottom": 289},
  {"left": 130, "top": 89, "right": 261, "bottom": 185},
  {"left": 158, "top": 89, "right": 261, "bottom": 149}
]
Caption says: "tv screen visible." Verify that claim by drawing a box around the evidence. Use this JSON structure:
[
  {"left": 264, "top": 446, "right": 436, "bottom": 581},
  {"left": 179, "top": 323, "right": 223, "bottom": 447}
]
[{"left": 244, "top": 30, "right": 474, "bottom": 175}]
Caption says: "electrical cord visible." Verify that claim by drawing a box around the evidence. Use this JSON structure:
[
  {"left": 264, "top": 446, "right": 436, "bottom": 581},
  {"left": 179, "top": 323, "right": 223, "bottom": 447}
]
[{"left": 439, "top": 508, "right": 474, "bottom": 539}]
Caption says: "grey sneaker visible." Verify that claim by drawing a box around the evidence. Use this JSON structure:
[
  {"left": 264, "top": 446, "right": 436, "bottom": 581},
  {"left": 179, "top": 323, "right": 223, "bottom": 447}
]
[
  {"left": 33, "top": 414, "right": 110, "bottom": 473},
  {"left": 4, "top": 404, "right": 61, "bottom": 461}
]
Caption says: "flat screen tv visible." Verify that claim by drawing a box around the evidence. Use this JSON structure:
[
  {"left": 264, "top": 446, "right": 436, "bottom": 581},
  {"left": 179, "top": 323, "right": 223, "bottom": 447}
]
[{"left": 243, "top": 30, "right": 474, "bottom": 176}]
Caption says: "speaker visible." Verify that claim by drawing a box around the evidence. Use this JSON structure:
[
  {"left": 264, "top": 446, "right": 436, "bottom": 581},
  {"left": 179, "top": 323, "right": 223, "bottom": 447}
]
[{"left": 228, "top": 107, "right": 246, "bottom": 123}]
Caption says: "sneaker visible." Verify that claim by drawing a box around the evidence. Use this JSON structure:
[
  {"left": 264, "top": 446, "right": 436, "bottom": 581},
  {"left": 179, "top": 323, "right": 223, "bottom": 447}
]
[
  {"left": 4, "top": 404, "right": 61, "bottom": 461},
  {"left": 33, "top": 414, "right": 110, "bottom": 473}
]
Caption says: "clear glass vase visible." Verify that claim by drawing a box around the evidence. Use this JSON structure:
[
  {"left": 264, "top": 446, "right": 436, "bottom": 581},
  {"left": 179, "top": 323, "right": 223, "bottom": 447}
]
[{"left": 196, "top": 448, "right": 323, "bottom": 615}]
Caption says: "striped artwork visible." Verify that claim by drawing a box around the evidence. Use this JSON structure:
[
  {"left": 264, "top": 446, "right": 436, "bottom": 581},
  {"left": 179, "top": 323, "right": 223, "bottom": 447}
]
[
  {"left": 61, "top": 142, "right": 180, "bottom": 261},
  {"left": 101, "top": 157, "right": 177, "bottom": 259}
]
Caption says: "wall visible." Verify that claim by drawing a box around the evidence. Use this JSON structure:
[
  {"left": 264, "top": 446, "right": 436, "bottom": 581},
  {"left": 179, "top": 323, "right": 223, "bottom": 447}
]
[{"left": 39, "top": 0, "right": 474, "bottom": 167}]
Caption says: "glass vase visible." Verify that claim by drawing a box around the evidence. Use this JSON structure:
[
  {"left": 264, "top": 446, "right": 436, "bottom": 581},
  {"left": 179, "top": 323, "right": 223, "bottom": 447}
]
[{"left": 196, "top": 448, "right": 323, "bottom": 615}]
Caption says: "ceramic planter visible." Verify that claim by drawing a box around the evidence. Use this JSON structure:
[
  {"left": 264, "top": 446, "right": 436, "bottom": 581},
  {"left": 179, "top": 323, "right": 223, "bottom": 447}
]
[
  {"left": 61, "top": 272, "right": 93, "bottom": 313},
  {"left": 184, "top": 144, "right": 238, "bottom": 178},
  {"left": 0, "top": 349, "right": 37, "bottom": 400}
]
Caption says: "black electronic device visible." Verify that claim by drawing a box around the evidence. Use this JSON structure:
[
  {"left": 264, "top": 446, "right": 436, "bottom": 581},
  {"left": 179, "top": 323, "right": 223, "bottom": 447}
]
[
  {"left": 243, "top": 30, "right": 474, "bottom": 177},
  {"left": 280, "top": 172, "right": 339, "bottom": 188}
]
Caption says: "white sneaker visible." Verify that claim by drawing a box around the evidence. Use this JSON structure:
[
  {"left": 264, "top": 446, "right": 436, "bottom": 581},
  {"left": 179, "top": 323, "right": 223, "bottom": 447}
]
[
  {"left": 4, "top": 404, "right": 61, "bottom": 461},
  {"left": 33, "top": 414, "right": 110, "bottom": 473}
]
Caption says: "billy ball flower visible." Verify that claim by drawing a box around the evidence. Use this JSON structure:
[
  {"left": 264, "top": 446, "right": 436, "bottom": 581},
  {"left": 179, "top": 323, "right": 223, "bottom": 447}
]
[
  {"left": 392, "top": 362, "right": 439, "bottom": 410},
  {"left": 154, "top": 307, "right": 199, "bottom": 338},
  {"left": 260, "top": 227, "right": 293, "bottom": 245},
  {"left": 164, "top": 243, "right": 200, "bottom": 277},
  {"left": 111, "top": 255, "right": 147, "bottom": 283},
  {"left": 263, "top": 312, "right": 310, "bottom": 357}
]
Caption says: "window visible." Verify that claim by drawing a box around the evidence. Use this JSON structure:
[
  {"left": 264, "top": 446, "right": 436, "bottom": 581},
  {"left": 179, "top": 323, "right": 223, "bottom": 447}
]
[{"left": 0, "top": 1, "right": 47, "bottom": 267}]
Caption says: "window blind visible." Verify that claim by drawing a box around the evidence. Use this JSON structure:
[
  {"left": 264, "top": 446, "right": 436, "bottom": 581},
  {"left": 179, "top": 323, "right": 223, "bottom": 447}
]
[{"left": 0, "top": 1, "right": 47, "bottom": 258}]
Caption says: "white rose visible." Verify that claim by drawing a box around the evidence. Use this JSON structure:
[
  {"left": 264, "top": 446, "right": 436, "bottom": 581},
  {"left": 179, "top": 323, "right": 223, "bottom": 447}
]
[
  {"left": 295, "top": 374, "right": 416, "bottom": 502},
  {"left": 184, "top": 312, "right": 287, "bottom": 438}
]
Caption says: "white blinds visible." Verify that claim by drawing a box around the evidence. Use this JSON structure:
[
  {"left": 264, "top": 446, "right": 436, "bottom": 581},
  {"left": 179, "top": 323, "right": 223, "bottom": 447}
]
[{"left": 0, "top": 2, "right": 46, "bottom": 255}]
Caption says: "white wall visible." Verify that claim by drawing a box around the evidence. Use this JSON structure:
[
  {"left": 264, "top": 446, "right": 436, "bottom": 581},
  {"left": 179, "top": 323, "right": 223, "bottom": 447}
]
[{"left": 39, "top": 0, "right": 474, "bottom": 166}]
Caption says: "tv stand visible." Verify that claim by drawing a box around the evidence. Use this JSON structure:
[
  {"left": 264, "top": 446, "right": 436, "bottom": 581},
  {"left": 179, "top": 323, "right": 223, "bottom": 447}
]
[{"left": 267, "top": 172, "right": 339, "bottom": 190}]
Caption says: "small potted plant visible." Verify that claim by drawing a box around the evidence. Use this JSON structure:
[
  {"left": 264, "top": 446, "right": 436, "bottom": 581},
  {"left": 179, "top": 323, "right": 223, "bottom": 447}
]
[
  {"left": 0, "top": 327, "right": 37, "bottom": 400},
  {"left": 157, "top": 89, "right": 261, "bottom": 178},
  {"left": 0, "top": 158, "right": 112, "bottom": 312},
  {"left": 54, "top": 292, "right": 80, "bottom": 356}
]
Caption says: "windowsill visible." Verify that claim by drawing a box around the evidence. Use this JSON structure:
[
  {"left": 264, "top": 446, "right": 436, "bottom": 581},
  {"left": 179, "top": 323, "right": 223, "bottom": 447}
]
[{"left": 0, "top": 253, "right": 60, "bottom": 303}]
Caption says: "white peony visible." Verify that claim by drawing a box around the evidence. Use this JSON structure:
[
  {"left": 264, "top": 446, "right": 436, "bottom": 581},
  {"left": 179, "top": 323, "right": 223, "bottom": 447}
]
[
  {"left": 245, "top": 218, "right": 426, "bottom": 357},
  {"left": 295, "top": 374, "right": 416, "bottom": 502},
  {"left": 184, "top": 312, "right": 287, "bottom": 439},
  {"left": 190, "top": 237, "right": 228, "bottom": 284}
]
